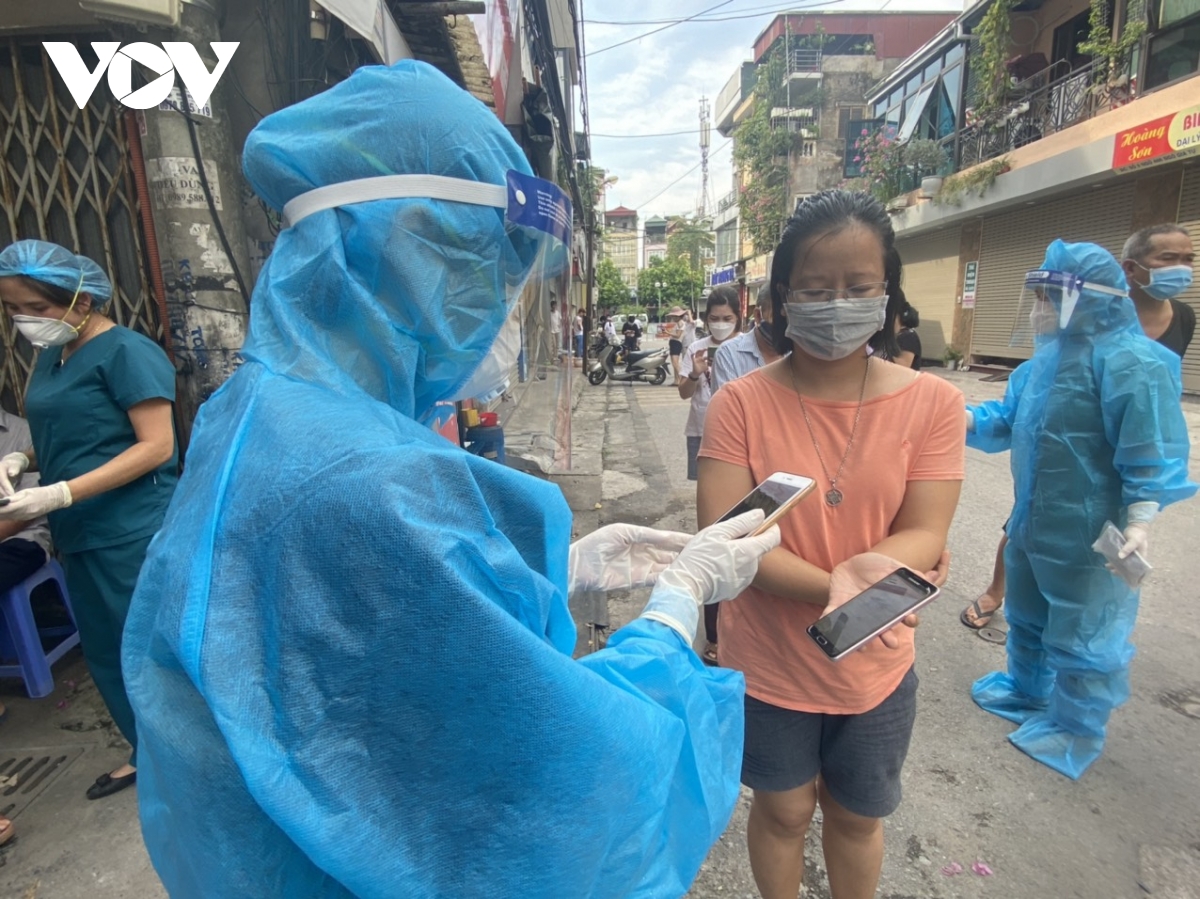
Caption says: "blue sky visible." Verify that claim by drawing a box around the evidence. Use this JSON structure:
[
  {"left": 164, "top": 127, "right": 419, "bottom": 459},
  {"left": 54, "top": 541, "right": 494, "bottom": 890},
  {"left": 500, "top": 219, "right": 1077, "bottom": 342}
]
[
  {"left": 582, "top": 1, "right": 766, "bottom": 219},
  {"left": 580, "top": 0, "right": 967, "bottom": 220}
]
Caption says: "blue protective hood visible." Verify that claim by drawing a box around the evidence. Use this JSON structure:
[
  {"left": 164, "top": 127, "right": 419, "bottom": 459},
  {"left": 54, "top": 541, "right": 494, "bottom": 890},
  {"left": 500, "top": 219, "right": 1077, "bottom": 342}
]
[
  {"left": 0, "top": 239, "right": 113, "bottom": 306},
  {"left": 1039, "top": 240, "right": 1135, "bottom": 338},
  {"left": 241, "top": 61, "right": 537, "bottom": 420}
]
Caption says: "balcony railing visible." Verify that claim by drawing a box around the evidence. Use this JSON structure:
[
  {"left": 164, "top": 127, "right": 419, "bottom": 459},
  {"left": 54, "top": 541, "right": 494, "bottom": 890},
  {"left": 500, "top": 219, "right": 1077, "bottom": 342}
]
[
  {"left": 958, "top": 58, "right": 1135, "bottom": 169},
  {"left": 788, "top": 48, "right": 822, "bottom": 75}
]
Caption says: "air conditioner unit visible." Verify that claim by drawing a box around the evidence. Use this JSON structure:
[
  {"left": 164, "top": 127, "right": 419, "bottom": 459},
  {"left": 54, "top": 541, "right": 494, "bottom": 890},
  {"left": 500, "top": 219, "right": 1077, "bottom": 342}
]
[{"left": 78, "top": 0, "right": 181, "bottom": 27}]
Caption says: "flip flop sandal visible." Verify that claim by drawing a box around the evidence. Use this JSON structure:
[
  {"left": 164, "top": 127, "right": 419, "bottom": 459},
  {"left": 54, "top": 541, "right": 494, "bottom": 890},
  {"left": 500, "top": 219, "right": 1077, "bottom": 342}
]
[
  {"left": 960, "top": 597, "right": 1001, "bottom": 630},
  {"left": 0, "top": 819, "right": 14, "bottom": 847},
  {"left": 86, "top": 770, "right": 137, "bottom": 801},
  {"left": 702, "top": 643, "right": 719, "bottom": 666}
]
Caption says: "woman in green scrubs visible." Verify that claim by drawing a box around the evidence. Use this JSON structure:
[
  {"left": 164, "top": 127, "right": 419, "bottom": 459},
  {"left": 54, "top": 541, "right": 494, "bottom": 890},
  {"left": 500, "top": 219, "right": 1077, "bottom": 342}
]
[{"left": 0, "top": 240, "right": 178, "bottom": 800}]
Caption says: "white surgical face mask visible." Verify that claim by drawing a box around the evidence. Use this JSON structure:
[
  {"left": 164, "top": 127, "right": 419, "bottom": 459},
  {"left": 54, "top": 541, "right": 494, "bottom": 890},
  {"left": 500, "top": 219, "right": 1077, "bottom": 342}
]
[
  {"left": 12, "top": 274, "right": 87, "bottom": 349},
  {"left": 449, "top": 306, "right": 521, "bottom": 403},
  {"left": 708, "top": 321, "right": 736, "bottom": 341},
  {"left": 785, "top": 296, "right": 887, "bottom": 361}
]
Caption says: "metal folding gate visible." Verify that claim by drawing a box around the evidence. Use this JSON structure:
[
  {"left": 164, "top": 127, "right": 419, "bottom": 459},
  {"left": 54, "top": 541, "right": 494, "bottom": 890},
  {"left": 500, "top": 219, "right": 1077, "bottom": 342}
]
[{"left": 0, "top": 38, "right": 162, "bottom": 415}]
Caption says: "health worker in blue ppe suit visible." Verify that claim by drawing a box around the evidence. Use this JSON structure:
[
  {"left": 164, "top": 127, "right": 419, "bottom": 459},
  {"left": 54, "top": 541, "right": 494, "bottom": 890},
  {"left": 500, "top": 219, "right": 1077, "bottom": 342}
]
[
  {"left": 121, "top": 60, "right": 781, "bottom": 899},
  {"left": 965, "top": 239, "right": 1195, "bottom": 780}
]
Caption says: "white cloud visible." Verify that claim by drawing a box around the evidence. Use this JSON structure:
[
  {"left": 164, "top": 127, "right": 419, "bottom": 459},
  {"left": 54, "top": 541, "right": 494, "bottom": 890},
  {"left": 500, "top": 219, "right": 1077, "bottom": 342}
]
[{"left": 582, "top": 0, "right": 773, "bottom": 219}]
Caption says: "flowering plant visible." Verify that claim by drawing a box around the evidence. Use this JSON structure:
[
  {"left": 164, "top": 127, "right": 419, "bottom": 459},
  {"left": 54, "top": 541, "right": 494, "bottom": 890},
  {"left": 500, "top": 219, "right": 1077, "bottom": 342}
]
[{"left": 851, "top": 129, "right": 909, "bottom": 203}]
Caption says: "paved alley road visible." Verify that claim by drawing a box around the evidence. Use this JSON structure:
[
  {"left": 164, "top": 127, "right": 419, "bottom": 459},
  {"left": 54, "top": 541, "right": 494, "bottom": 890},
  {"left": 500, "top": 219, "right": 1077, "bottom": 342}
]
[{"left": 578, "top": 359, "right": 1200, "bottom": 899}]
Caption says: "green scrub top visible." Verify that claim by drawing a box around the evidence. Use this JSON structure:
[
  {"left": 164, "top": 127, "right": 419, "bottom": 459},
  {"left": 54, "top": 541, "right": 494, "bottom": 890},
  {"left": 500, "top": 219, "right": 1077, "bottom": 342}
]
[{"left": 24, "top": 326, "right": 178, "bottom": 554}]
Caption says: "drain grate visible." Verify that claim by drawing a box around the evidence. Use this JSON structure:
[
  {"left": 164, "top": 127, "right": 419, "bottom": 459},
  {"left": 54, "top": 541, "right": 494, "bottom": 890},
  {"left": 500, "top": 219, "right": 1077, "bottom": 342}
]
[{"left": 0, "top": 747, "right": 85, "bottom": 819}]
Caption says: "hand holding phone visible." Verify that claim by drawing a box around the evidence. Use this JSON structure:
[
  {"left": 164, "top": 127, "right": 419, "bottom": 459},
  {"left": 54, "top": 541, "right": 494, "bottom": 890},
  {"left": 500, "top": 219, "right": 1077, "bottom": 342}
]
[
  {"left": 808, "top": 554, "right": 940, "bottom": 659},
  {"left": 716, "top": 472, "right": 816, "bottom": 536}
]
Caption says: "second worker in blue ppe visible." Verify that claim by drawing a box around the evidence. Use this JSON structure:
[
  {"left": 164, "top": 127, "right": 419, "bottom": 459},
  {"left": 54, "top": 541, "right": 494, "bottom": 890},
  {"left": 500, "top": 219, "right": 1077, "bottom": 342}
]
[{"left": 965, "top": 239, "right": 1195, "bottom": 780}]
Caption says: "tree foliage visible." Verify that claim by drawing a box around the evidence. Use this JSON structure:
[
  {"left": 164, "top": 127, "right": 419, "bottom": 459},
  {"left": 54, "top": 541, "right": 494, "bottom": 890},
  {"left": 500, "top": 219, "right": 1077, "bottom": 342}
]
[
  {"left": 636, "top": 256, "right": 704, "bottom": 314},
  {"left": 733, "top": 43, "right": 794, "bottom": 256},
  {"left": 974, "top": 0, "right": 1016, "bottom": 117},
  {"left": 596, "top": 257, "right": 629, "bottom": 309},
  {"left": 667, "top": 218, "right": 715, "bottom": 272}
]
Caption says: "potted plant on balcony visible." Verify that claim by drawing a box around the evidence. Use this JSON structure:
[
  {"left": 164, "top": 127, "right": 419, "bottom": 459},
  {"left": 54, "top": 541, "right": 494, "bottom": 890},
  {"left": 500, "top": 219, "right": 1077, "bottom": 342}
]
[{"left": 903, "top": 139, "right": 949, "bottom": 196}]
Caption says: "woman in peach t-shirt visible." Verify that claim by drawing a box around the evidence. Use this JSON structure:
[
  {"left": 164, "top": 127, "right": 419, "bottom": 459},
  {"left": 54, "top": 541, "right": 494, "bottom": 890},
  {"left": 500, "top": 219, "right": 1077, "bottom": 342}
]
[{"left": 698, "top": 190, "right": 964, "bottom": 899}]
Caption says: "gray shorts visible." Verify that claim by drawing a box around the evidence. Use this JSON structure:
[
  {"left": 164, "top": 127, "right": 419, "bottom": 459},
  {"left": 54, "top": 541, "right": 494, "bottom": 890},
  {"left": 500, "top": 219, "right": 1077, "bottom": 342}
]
[
  {"left": 742, "top": 667, "right": 918, "bottom": 819},
  {"left": 686, "top": 436, "right": 702, "bottom": 481}
]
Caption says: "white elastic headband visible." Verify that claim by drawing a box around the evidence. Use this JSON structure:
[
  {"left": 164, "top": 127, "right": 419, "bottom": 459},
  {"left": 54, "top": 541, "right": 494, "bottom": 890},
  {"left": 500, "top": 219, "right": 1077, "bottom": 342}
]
[{"left": 282, "top": 174, "right": 507, "bottom": 228}]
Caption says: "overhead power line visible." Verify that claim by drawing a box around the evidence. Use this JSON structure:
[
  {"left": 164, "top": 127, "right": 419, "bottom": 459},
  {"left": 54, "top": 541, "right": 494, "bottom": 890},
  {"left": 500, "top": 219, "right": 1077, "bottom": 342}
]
[
  {"left": 592, "top": 128, "right": 707, "bottom": 138},
  {"left": 585, "top": 0, "right": 736, "bottom": 56},
  {"left": 585, "top": 0, "right": 848, "bottom": 32},
  {"left": 629, "top": 140, "right": 732, "bottom": 212}
]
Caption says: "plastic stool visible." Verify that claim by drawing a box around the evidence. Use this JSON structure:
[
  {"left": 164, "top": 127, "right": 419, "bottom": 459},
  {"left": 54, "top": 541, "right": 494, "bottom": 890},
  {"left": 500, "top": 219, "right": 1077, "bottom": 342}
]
[
  {"left": 0, "top": 560, "right": 79, "bottom": 699},
  {"left": 464, "top": 425, "right": 506, "bottom": 464}
]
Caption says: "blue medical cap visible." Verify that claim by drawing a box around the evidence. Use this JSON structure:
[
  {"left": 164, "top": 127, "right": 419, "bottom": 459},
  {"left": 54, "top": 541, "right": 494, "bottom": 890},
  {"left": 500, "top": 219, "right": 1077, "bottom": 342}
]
[
  {"left": 1040, "top": 239, "right": 1128, "bottom": 293},
  {"left": 0, "top": 239, "right": 112, "bottom": 303}
]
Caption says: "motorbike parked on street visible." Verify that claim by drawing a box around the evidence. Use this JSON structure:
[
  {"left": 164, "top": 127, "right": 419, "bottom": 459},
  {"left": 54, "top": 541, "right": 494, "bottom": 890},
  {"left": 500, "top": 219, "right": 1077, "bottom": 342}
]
[{"left": 587, "top": 340, "right": 669, "bottom": 386}]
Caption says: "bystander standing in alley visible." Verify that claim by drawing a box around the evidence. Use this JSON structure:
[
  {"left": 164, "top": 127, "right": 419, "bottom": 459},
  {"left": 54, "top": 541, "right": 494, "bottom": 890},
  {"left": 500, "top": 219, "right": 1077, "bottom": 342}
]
[{"left": 679, "top": 286, "right": 742, "bottom": 665}]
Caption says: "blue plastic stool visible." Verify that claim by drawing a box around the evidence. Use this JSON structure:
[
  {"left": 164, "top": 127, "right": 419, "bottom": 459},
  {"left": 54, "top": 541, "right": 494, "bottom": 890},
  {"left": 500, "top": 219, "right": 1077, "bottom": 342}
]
[
  {"left": 464, "top": 425, "right": 506, "bottom": 464},
  {"left": 0, "top": 560, "right": 79, "bottom": 699}
]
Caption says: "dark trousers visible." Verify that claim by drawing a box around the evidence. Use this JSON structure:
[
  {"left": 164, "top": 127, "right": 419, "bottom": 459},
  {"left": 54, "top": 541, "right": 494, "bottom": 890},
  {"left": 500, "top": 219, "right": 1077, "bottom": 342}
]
[
  {"left": 705, "top": 604, "right": 719, "bottom": 644},
  {"left": 0, "top": 538, "right": 49, "bottom": 593}
]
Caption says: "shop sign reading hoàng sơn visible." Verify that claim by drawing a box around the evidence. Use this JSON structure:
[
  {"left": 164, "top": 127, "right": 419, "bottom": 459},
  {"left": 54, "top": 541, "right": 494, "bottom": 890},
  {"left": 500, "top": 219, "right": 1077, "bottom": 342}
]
[{"left": 1112, "top": 103, "right": 1200, "bottom": 171}]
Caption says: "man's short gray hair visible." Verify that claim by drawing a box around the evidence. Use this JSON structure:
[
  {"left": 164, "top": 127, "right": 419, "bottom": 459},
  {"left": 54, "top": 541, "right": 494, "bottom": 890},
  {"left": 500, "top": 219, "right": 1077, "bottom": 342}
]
[
  {"left": 756, "top": 283, "right": 773, "bottom": 306},
  {"left": 1122, "top": 223, "right": 1191, "bottom": 263}
]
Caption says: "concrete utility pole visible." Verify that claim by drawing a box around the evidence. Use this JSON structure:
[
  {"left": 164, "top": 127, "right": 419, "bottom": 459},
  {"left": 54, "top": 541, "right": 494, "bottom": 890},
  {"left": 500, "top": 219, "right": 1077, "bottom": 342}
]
[{"left": 135, "top": 0, "right": 251, "bottom": 445}]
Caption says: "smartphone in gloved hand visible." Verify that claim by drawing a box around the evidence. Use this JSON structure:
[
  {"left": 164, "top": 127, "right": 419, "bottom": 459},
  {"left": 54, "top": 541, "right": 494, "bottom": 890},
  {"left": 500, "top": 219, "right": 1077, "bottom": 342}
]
[
  {"left": 716, "top": 472, "right": 815, "bottom": 537},
  {"left": 807, "top": 567, "right": 940, "bottom": 661}
]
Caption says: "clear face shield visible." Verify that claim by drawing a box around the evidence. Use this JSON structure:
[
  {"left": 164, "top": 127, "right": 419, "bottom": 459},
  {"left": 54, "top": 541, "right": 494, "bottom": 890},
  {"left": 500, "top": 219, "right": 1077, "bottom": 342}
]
[
  {"left": 1009, "top": 270, "right": 1125, "bottom": 348},
  {"left": 282, "top": 170, "right": 573, "bottom": 404}
]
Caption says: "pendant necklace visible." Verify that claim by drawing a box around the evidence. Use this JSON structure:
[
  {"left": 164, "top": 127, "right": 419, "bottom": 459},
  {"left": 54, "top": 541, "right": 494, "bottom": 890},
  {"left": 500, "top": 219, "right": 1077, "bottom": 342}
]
[{"left": 791, "top": 358, "right": 871, "bottom": 507}]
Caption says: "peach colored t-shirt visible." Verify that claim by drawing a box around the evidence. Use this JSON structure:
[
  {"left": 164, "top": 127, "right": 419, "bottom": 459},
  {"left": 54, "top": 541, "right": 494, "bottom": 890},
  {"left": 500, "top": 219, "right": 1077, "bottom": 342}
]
[{"left": 700, "top": 368, "right": 965, "bottom": 715}]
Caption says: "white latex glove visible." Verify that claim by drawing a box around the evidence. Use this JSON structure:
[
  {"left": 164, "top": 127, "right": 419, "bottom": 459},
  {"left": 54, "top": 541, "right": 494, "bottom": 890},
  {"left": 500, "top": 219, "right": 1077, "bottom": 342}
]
[
  {"left": 568, "top": 524, "right": 691, "bottom": 595},
  {"left": 0, "top": 452, "right": 30, "bottom": 497},
  {"left": 964, "top": 409, "right": 975, "bottom": 433},
  {"left": 641, "top": 509, "right": 782, "bottom": 642},
  {"left": 1119, "top": 501, "right": 1157, "bottom": 560},
  {"left": 0, "top": 482, "right": 72, "bottom": 521},
  {"left": 1119, "top": 522, "right": 1150, "bottom": 561}
]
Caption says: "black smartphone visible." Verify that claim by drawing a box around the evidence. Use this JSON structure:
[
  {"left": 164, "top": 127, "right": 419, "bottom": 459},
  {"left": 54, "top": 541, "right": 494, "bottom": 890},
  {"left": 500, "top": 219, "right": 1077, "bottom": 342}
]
[
  {"left": 706, "top": 346, "right": 718, "bottom": 364},
  {"left": 807, "top": 567, "right": 940, "bottom": 661},
  {"left": 0, "top": 497, "right": 9, "bottom": 507}
]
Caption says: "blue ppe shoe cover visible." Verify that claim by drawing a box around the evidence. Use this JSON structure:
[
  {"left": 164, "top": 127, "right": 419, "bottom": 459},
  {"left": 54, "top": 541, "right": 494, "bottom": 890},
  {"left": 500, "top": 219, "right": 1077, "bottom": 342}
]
[
  {"left": 122, "top": 60, "right": 745, "bottom": 899},
  {"left": 972, "top": 672, "right": 1049, "bottom": 726},
  {"left": 1008, "top": 713, "right": 1106, "bottom": 780}
]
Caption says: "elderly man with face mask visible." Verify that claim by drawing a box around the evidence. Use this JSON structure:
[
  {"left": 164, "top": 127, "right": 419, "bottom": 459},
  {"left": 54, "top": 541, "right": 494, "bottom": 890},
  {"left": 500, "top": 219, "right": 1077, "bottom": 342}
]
[{"left": 1121, "top": 222, "right": 1195, "bottom": 357}]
